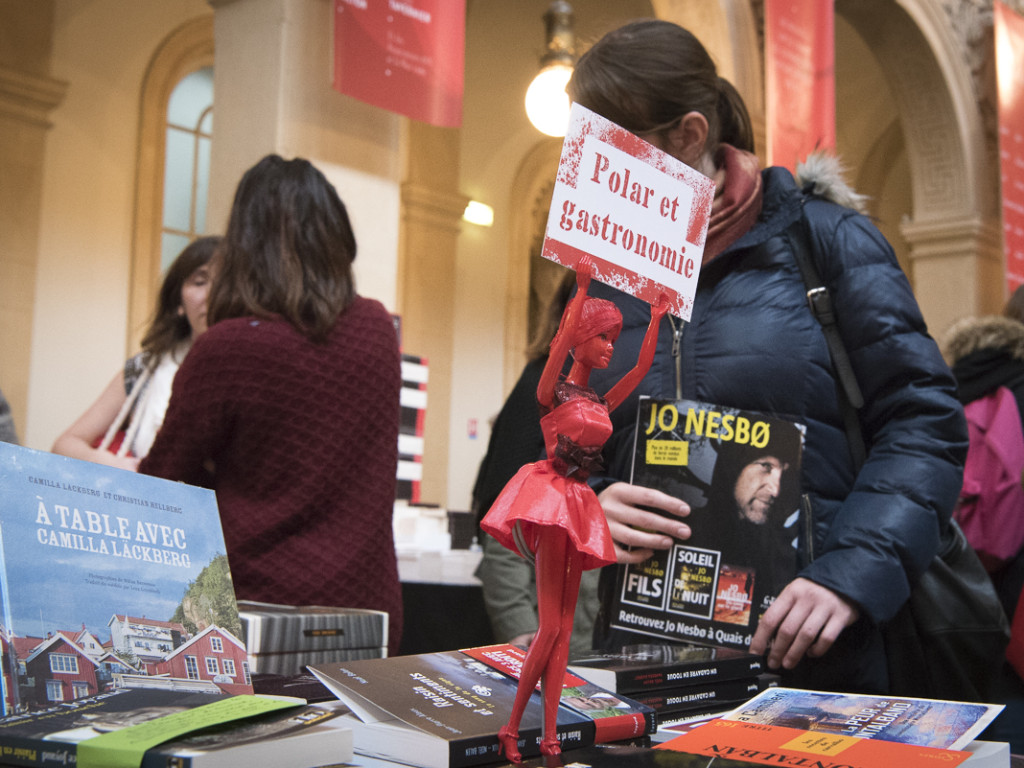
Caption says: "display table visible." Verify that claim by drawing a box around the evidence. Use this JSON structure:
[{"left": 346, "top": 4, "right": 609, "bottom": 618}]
[
  {"left": 397, "top": 548, "right": 494, "bottom": 655},
  {"left": 345, "top": 752, "right": 1024, "bottom": 767},
  {"left": 0, "top": 750, "right": 1020, "bottom": 768},
  {"left": 397, "top": 548, "right": 483, "bottom": 584}
]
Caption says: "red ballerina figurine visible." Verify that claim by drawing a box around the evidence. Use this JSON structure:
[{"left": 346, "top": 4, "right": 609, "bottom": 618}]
[{"left": 480, "top": 254, "right": 669, "bottom": 761}]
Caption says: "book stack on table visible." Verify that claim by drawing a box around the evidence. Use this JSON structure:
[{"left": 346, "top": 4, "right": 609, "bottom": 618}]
[
  {"left": 656, "top": 686, "right": 1010, "bottom": 768},
  {"left": 0, "top": 686, "right": 356, "bottom": 768},
  {"left": 238, "top": 600, "right": 388, "bottom": 676},
  {"left": 306, "top": 643, "right": 657, "bottom": 768},
  {"left": 567, "top": 642, "right": 778, "bottom": 731}
]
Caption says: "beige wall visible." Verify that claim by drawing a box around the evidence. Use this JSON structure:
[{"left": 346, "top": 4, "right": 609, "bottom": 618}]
[
  {"left": 0, "top": 0, "right": 62, "bottom": 445},
  {"left": 206, "top": 0, "right": 402, "bottom": 306},
  {"left": 23, "top": 0, "right": 405, "bottom": 452},
  {"left": 26, "top": 0, "right": 213, "bottom": 450}
]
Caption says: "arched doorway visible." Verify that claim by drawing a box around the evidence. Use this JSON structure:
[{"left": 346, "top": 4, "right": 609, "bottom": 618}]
[{"left": 837, "top": 0, "right": 1002, "bottom": 333}]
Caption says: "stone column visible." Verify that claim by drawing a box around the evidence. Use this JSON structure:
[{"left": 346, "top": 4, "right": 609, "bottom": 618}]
[
  {"left": 0, "top": 1, "right": 67, "bottom": 439},
  {"left": 399, "top": 122, "right": 467, "bottom": 506},
  {"left": 900, "top": 214, "right": 1004, "bottom": 337}
]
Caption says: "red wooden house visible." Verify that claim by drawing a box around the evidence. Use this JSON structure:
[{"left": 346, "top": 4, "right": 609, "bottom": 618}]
[
  {"left": 21, "top": 633, "right": 100, "bottom": 709},
  {"left": 0, "top": 634, "right": 43, "bottom": 712},
  {"left": 154, "top": 625, "right": 251, "bottom": 694}
]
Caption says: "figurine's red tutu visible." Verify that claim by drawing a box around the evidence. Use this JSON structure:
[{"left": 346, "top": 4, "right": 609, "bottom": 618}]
[{"left": 481, "top": 390, "right": 617, "bottom": 571}]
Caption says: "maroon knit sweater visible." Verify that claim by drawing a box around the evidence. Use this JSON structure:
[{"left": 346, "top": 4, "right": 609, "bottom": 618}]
[{"left": 139, "top": 297, "right": 403, "bottom": 655}]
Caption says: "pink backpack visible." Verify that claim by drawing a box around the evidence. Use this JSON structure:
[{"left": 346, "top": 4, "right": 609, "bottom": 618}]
[{"left": 955, "top": 385, "right": 1024, "bottom": 572}]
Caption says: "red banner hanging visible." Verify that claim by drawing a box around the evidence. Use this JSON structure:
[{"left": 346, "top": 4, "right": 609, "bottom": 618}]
[
  {"left": 997, "top": 1, "right": 1024, "bottom": 292},
  {"left": 333, "top": 0, "right": 465, "bottom": 128},
  {"left": 764, "top": 0, "right": 835, "bottom": 172}
]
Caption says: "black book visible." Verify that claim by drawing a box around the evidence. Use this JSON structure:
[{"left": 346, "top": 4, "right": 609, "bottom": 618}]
[
  {"left": 568, "top": 642, "right": 764, "bottom": 694},
  {"left": 141, "top": 700, "right": 353, "bottom": 768},
  {"left": 628, "top": 674, "right": 779, "bottom": 719},
  {"left": 610, "top": 398, "right": 805, "bottom": 650},
  {"left": 251, "top": 671, "right": 335, "bottom": 702},
  {"left": 0, "top": 686, "right": 224, "bottom": 767}
]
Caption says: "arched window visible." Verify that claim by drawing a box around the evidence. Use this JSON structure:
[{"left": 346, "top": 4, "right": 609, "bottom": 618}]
[
  {"left": 161, "top": 67, "right": 213, "bottom": 271},
  {"left": 129, "top": 16, "right": 214, "bottom": 350}
]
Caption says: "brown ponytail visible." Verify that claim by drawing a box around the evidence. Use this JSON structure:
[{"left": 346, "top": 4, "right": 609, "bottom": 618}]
[
  {"left": 569, "top": 19, "right": 754, "bottom": 154},
  {"left": 716, "top": 77, "right": 755, "bottom": 153}
]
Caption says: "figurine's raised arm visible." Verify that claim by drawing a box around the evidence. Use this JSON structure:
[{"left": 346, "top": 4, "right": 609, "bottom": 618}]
[
  {"left": 603, "top": 293, "right": 670, "bottom": 413},
  {"left": 536, "top": 255, "right": 593, "bottom": 409}
]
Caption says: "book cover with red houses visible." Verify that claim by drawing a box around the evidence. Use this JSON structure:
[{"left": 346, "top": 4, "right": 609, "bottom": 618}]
[{"left": 0, "top": 442, "right": 251, "bottom": 716}]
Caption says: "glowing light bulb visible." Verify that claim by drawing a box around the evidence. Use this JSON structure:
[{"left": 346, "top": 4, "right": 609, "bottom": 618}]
[
  {"left": 463, "top": 200, "right": 494, "bottom": 227},
  {"left": 525, "top": 63, "right": 573, "bottom": 137}
]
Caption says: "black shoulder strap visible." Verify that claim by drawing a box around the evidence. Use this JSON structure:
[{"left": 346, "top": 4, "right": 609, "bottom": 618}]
[{"left": 785, "top": 207, "right": 867, "bottom": 471}]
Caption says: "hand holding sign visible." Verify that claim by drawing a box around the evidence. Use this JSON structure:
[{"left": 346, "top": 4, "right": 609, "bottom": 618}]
[{"left": 542, "top": 103, "right": 715, "bottom": 319}]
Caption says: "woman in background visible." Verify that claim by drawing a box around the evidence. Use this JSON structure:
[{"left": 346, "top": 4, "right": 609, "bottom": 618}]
[
  {"left": 52, "top": 236, "right": 219, "bottom": 470},
  {"left": 139, "top": 155, "right": 404, "bottom": 655}
]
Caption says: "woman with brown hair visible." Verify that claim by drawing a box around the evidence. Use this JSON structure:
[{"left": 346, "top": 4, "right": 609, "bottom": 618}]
[
  {"left": 568, "top": 19, "right": 968, "bottom": 697},
  {"left": 139, "top": 155, "right": 404, "bottom": 654},
  {"left": 53, "top": 236, "right": 219, "bottom": 469}
]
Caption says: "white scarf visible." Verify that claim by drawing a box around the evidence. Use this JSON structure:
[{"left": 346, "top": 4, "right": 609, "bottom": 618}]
[{"left": 99, "top": 344, "right": 189, "bottom": 459}]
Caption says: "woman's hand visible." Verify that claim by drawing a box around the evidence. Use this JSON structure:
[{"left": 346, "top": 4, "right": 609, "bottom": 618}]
[
  {"left": 508, "top": 631, "right": 537, "bottom": 649},
  {"left": 749, "top": 577, "right": 860, "bottom": 670},
  {"left": 52, "top": 369, "right": 140, "bottom": 471},
  {"left": 54, "top": 442, "right": 140, "bottom": 472},
  {"left": 109, "top": 454, "right": 141, "bottom": 472},
  {"left": 597, "top": 481, "right": 690, "bottom": 564}
]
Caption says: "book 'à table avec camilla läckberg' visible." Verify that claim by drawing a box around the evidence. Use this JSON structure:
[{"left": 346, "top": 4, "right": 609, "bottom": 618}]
[
  {"left": 610, "top": 397, "right": 806, "bottom": 651},
  {"left": 0, "top": 443, "right": 354, "bottom": 767},
  {"left": 0, "top": 442, "right": 252, "bottom": 710}
]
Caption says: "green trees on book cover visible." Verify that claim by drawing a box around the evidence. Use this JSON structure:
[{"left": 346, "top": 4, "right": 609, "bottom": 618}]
[{"left": 171, "top": 554, "right": 243, "bottom": 638}]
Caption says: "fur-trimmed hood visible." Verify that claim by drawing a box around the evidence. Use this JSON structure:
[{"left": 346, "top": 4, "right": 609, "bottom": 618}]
[
  {"left": 795, "top": 152, "right": 870, "bottom": 214},
  {"left": 943, "top": 315, "right": 1024, "bottom": 365}
]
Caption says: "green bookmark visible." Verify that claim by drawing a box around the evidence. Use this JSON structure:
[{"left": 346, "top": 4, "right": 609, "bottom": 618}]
[{"left": 76, "top": 694, "right": 303, "bottom": 768}]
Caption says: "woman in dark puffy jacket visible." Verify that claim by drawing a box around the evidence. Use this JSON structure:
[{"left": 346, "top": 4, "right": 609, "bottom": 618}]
[{"left": 569, "top": 19, "right": 968, "bottom": 694}]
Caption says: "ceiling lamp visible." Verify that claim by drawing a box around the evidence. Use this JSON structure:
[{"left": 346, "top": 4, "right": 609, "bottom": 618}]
[{"left": 524, "top": 1, "right": 575, "bottom": 137}]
